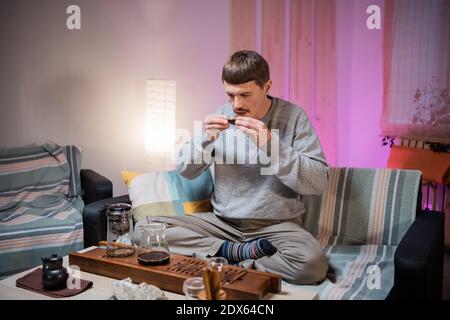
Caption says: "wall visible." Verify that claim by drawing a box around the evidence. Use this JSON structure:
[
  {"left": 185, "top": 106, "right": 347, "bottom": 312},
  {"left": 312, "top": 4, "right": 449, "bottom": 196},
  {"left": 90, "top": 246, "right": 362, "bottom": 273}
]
[
  {"left": 0, "top": 0, "right": 392, "bottom": 197},
  {"left": 335, "top": 0, "right": 390, "bottom": 168},
  {"left": 0, "top": 0, "right": 230, "bottom": 196}
]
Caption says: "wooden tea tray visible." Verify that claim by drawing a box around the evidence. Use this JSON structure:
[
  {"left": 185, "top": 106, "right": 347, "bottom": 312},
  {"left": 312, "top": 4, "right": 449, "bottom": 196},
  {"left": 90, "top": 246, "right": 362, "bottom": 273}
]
[{"left": 69, "top": 247, "right": 281, "bottom": 300}]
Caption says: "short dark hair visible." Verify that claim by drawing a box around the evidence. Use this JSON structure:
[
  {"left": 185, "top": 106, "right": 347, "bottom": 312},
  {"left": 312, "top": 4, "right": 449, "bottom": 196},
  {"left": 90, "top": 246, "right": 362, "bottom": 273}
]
[{"left": 221, "top": 50, "right": 270, "bottom": 88}]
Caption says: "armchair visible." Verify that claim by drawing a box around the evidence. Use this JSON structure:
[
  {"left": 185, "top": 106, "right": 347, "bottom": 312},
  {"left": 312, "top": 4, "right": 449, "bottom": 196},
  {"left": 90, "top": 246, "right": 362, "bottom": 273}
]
[{"left": 80, "top": 169, "right": 116, "bottom": 248}]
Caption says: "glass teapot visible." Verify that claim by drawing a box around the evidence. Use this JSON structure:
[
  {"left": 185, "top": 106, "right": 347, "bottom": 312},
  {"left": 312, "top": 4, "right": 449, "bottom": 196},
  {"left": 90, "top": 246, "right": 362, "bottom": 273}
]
[{"left": 137, "top": 223, "right": 170, "bottom": 265}]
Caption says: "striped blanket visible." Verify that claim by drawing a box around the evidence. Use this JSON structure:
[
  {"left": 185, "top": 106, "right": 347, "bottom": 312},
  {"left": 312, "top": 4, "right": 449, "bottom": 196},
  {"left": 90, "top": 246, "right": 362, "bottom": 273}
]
[
  {"left": 0, "top": 143, "right": 84, "bottom": 277},
  {"left": 298, "top": 168, "right": 421, "bottom": 300}
]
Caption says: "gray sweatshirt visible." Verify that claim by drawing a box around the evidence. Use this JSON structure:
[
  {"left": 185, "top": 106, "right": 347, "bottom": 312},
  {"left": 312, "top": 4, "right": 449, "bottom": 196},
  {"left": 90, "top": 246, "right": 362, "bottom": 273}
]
[{"left": 176, "top": 96, "right": 329, "bottom": 221}]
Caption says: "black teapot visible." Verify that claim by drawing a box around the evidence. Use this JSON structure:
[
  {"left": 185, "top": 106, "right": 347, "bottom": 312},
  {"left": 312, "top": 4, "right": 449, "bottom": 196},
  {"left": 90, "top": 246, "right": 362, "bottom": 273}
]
[{"left": 41, "top": 253, "right": 68, "bottom": 290}]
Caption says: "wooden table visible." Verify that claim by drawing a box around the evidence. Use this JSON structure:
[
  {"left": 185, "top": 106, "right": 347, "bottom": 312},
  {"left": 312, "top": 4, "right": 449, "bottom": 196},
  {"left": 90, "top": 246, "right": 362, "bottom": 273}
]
[{"left": 0, "top": 247, "right": 318, "bottom": 300}]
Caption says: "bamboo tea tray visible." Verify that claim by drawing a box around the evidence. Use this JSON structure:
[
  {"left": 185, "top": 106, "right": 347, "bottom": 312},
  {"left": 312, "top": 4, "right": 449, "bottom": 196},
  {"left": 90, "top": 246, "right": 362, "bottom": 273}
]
[{"left": 69, "top": 247, "right": 281, "bottom": 300}]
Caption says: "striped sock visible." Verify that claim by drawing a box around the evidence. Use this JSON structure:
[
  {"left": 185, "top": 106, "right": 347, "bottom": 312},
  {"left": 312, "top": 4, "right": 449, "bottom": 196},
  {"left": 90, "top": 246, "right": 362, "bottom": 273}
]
[{"left": 218, "top": 238, "right": 277, "bottom": 262}]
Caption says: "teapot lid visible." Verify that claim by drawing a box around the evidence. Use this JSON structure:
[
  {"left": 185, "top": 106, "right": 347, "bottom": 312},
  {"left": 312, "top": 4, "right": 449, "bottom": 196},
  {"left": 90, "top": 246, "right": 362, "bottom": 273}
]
[{"left": 45, "top": 253, "right": 62, "bottom": 262}]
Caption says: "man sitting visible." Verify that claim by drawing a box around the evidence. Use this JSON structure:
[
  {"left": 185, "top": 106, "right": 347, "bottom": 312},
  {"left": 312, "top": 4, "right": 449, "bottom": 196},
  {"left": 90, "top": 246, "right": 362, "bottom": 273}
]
[{"left": 134, "top": 50, "right": 329, "bottom": 285}]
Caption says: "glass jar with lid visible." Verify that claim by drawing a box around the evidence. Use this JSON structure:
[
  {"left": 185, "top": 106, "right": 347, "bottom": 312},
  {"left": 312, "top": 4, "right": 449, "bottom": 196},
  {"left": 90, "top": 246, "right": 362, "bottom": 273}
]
[{"left": 106, "top": 203, "right": 135, "bottom": 257}]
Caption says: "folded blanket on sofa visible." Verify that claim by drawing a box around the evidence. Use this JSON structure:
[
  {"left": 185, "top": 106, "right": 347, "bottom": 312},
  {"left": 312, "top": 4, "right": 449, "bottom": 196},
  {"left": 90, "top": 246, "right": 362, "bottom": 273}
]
[
  {"left": 298, "top": 167, "right": 421, "bottom": 300},
  {"left": 0, "top": 142, "right": 84, "bottom": 277}
]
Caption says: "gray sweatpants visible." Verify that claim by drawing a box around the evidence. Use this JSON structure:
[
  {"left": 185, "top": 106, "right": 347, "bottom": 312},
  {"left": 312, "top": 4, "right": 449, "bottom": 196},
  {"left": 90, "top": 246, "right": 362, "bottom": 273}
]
[{"left": 133, "top": 213, "right": 328, "bottom": 285}]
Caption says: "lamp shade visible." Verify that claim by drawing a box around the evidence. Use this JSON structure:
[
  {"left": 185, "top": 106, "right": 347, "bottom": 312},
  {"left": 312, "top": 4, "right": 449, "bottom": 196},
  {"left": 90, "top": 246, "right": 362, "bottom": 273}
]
[{"left": 145, "top": 80, "right": 176, "bottom": 169}]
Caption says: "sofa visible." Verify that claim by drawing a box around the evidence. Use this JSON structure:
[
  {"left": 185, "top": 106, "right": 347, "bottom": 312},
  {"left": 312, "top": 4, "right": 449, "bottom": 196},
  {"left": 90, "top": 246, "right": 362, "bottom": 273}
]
[
  {"left": 83, "top": 167, "right": 444, "bottom": 300},
  {"left": 0, "top": 143, "right": 112, "bottom": 278}
]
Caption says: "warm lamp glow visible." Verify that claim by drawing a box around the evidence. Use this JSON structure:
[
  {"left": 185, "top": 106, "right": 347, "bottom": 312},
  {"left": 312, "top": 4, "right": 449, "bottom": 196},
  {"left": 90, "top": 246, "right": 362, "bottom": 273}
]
[{"left": 145, "top": 80, "right": 176, "bottom": 167}]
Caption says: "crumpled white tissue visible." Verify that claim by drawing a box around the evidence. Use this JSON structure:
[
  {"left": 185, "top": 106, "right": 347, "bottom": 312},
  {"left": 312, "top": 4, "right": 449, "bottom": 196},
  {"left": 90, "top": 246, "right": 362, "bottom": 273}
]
[{"left": 112, "top": 277, "right": 168, "bottom": 300}]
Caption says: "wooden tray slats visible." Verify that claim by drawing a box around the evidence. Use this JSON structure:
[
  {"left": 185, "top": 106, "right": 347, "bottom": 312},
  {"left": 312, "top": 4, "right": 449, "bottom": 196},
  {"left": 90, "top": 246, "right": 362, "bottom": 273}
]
[{"left": 69, "top": 247, "right": 281, "bottom": 300}]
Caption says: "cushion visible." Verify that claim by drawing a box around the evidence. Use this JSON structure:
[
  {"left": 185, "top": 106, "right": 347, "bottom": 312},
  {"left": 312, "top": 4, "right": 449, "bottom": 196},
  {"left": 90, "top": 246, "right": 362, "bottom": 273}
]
[
  {"left": 387, "top": 145, "right": 450, "bottom": 184},
  {"left": 121, "top": 168, "right": 214, "bottom": 223}
]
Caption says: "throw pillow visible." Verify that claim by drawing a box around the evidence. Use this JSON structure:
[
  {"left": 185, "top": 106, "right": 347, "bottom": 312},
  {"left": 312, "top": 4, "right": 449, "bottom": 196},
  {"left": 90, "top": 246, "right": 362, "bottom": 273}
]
[{"left": 121, "top": 168, "right": 214, "bottom": 223}]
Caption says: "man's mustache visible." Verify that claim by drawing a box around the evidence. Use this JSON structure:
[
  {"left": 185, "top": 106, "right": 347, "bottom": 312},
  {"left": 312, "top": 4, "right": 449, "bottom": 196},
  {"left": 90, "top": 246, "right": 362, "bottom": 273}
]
[{"left": 233, "top": 108, "right": 249, "bottom": 113}]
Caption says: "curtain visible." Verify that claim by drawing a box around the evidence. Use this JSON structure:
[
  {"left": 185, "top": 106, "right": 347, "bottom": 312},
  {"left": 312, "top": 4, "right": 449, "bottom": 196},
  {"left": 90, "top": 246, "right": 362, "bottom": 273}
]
[
  {"left": 382, "top": 0, "right": 450, "bottom": 144},
  {"left": 230, "top": 0, "right": 337, "bottom": 165}
]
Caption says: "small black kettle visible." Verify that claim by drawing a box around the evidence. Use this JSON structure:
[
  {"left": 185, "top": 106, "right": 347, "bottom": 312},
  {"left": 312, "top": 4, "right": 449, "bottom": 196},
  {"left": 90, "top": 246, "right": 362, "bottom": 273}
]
[{"left": 41, "top": 253, "right": 68, "bottom": 290}]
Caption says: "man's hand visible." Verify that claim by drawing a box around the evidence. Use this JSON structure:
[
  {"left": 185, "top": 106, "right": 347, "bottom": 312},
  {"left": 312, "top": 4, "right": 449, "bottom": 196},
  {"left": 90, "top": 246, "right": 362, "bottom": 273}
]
[
  {"left": 203, "top": 114, "right": 229, "bottom": 141},
  {"left": 235, "top": 116, "right": 272, "bottom": 147}
]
